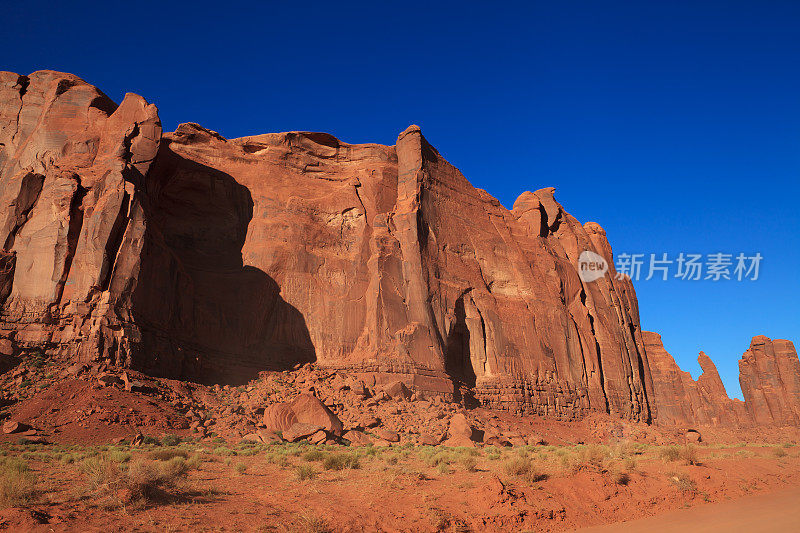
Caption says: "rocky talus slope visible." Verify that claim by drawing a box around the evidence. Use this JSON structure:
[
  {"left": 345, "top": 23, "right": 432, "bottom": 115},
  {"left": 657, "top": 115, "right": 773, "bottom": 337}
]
[{"left": 0, "top": 70, "right": 797, "bottom": 430}]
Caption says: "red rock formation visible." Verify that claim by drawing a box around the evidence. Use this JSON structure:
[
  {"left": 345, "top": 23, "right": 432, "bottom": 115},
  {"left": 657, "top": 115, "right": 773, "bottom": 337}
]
[
  {"left": 643, "top": 331, "right": 747, "bottom": 427},
  {"left": 2, "top": 70, "right": 797, "bottom": 429},
  {"left": 740, "top": 336, "right": 800, "bottom": 426},
  {"left": 0, "top": 70, "right": 657, "bottom": 422},
  {"left": 644, "top": 332, "right": 800, "bottom": 429},
  {"left": 0, "top": 70, "right": 159, "bottom": 366}
]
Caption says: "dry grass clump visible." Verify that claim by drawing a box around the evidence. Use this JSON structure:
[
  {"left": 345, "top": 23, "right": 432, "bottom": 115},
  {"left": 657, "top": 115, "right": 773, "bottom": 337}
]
[
  {"left": 613, "top": 471, "right": 631, "bottom": 486},
  {"left": 302, "top": 449, "right": 327, "bottom": 462},
  {"left": 773, "top": 446, "right": 788, "bottom": 458},
  {"left": 299, "top": 512, "right": 333, "bottom": 533},
  {"left": 659, "top": 446, "right": 681, "bottom": 462},
  {"left": 554, "top": 444, "right": 611, "bottom": 473},
  {"left": 501, "top": 456, "right": 547, "bottom": 483},
  {"left": 322, "top": 453, "right": 360, "bottom": 471},
  {"left": 660, "top": 444, "right": 699, "bottom": 465},
  {"left": 0, "top": 458, "right": 35, "bottom": 507},
  {"left": 668, "top": 472, "right": 697, "bottom": 493},
  {"left": 80, "top": 456, "right": 192, "bottom": 506},
  {"left": 148, "top": 449, "right": 189, "bottom": 461},
  {"left": 681, "top": 444, "right": 699, "bottom": 465},
  {"left": 460, "top": 456, "right": 478, "bottom": 472},
  {"left": 295, "top": 464, "right": 317, "bottom": 480}
]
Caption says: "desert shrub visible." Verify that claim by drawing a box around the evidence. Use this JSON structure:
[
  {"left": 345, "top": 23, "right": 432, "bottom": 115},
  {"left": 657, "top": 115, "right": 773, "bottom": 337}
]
[
  {"left": 186, "top": 454, "right": 203, "bottom": 470},
  {"left": 773, "top": 447, "right": 788, "bottom": 458},
  {"left": 0, "top": 458, "right": 35, "bottom": 507},
  {"left": 680, "top": 444, "right": 699, "bottom": 465},
  {"left": 659, "top": 446, "right": 681, "bottom": 462},
  {"left": 501, "top": 456, "right": 547, "bottom": 483},
  {"left": 235, "top": 462, "right": 247, "bottom": 474},
  {"left": 295, "top": 464, "right": 317, "bottom": 480},
  {"left": 148, "top": 449, "right": 189, "bottom": 461},
  {"left": 576, "top": 444, "right": 609, "bottom": 469},
  {"left": 80, "top": 456, "right": 189, "bottom": 505},
  {"left": 613, "top": 471, "right": 631, "bottom": 486},
  {"left": 212, "top": 446, "right": 235, "bottom": 457},
  {"left": 460, "top": 456, "right": 478, "bottom": 472},
  {"left": 437, "top": 463, "right": 452, "bottom": 475},
  {"left": 623, "top": 457, "right": 638, "bottom": 472},
  {"left": 668, "top": 472, "right": 697, "bottom": 493},
  {"left": 322, "top": 453, "right": 360, "bottom": 471},
  {"left": 106, "top": 451, "right": 132, "bottom": 463},
  {"left": 423, "top": 451, "right": 452, "bottom": 467},
  {"left": 302, "top": 449, "right": 327, "bottom": 462},
  {"left": 299, "top": 512, "right": 332, "bottom": 533},
  {"left": 141, "top": 436, "right": 161, "bottom": 446},
  {"left": 161, "top": 434, "right": 181, "bottom": 447}
]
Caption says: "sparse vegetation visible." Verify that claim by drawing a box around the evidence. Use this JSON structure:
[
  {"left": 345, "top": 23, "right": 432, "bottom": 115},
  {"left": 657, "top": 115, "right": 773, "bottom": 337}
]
[
  {"left": 613, "top": 471, "right": 631, "bottom": 486},
  {"left": 161, "top": 434, "right": 181, "bottom": 447},
  {"left": 659, "top": 446, "right": 682, "bottom": 462},
  {"left": 668, "top": 472, "right": 698, "bottom": 494},
  {"left": 501, "top": 456, "right": 547, "bottom": 483},
  {"left": 0, "top": 458, "right": 35, "bottom": 507},
  {"left": 295, "top": 464, "right": 317, "bottom": 481},
  {"left": 148, "top": 449, "right": 189, "bottom": 461},
  {"left": 460, "top": 455, "right": 478, "bottom": 472},
  {"left": 322, "top": 453, "right": 360, "bottom": 471},
  {"left": 80, "top": 456, "right": 190, "bottom": 506}
]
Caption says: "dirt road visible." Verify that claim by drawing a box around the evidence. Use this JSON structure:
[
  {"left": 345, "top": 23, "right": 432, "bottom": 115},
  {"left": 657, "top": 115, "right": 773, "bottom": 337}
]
[{"left": 580, "top": 486, "right": 800, "bottom": 532}]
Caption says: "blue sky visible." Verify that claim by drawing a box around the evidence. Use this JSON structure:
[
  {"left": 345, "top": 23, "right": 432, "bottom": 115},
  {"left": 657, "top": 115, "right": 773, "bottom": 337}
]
[{"left": 4, "top": 1, "right": 798, "bottom": 398}]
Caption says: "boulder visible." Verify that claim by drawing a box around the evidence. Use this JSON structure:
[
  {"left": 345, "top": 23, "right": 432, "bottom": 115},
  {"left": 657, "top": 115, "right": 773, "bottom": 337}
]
[
  {"left": 343, "top": 430, "right": 373, "bottom": 446},
  {"left": 262, "top": 402, "right": 298, "bottom": 434},
  {"left": 283, "top": 423, "right": 323, "bottom": 443},
  {"left": 373, "top": 429, "right": 400, "bottom": 442},
  {"left": 289, "top": 394, "right": 343, "bottom": 436},
  {"left": 309, "top": 430, "right": 327, "bottom": 445},
  {"left": 418, "top": 433, "right": 443, "bottom": 446},
  {"left": 383, "top": 381, "right": 411, "bottom": 401},
  {"left": 2, "top": 421, "right": 29, "bottom": 434},
  {"left": 0, "top": 339, "right": 13, "bottom": 356}
]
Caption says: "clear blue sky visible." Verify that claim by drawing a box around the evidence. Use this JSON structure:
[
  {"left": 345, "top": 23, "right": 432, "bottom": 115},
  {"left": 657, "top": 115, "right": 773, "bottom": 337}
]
[{"left": 4, "top": 1, "right": 798, "bottom": 398}]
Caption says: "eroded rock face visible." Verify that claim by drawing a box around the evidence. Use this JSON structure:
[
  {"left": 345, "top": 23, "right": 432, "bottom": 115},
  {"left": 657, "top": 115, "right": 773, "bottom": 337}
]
[
  {"left": 740, "top": 336, "right": 800, "bottom": 426},
  {"left": 644, "top": 332, "right": 800, "bottom": 428},
  {"left": 1, "top": 70, "right": 796, "bottom": 428},
  {"left": 0, "top": 70, "right": 160, "bottom": 368},
  {"left": 643, "top": 331, "right": 747, "bottom": 427},
  {"left": 0, "top": 71, "right": 654, "bottom": 421},
  {"left": 132, "top": 121, "right": 655, "bottom": 421}
]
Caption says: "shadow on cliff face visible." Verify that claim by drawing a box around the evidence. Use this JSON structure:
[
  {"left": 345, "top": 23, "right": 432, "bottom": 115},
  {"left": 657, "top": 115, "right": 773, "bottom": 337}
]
[
  {"left": 129, "top": 144, "right": 315, "bottom": 385},
  {"left": 445, "top": 295, "right": 478, "bottom": 407}
]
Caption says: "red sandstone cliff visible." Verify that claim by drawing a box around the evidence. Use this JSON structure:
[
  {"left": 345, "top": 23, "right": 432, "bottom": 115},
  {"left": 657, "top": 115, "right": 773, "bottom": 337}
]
[
  {"left": 0, "top": 70, "right": 797, "bottom": 428},
  {"left": 644, "top": 332, "right": 800, "bottom": 428},
  {"left": 740, "top": 336, "right": 800, "bottom": 426}
]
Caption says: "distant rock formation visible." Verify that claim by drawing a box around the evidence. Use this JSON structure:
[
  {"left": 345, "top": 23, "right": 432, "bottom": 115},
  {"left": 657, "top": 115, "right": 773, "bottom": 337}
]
[
  {"left": 0, "top": 70, "right": 797, "bottom": 428},
  {"left": 740, "top": 336, "right": 800, "bottom": 426},
  {"left": 645, "top": 332, "right": 800, "bottom": 428}
]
